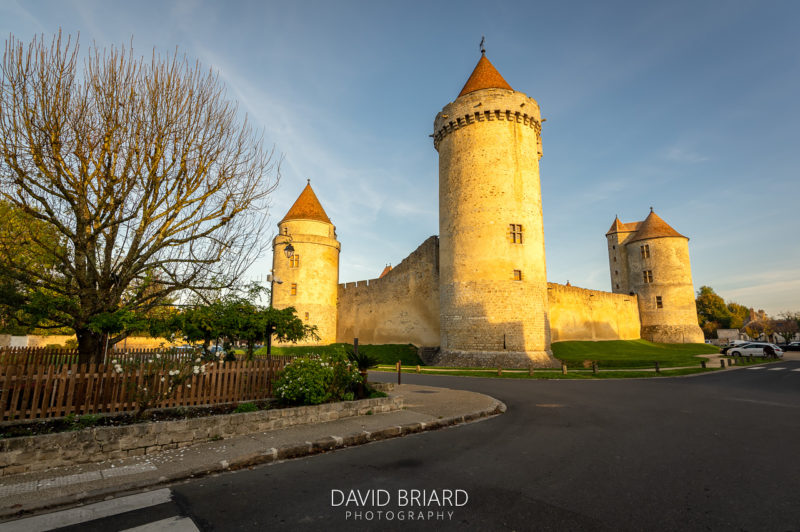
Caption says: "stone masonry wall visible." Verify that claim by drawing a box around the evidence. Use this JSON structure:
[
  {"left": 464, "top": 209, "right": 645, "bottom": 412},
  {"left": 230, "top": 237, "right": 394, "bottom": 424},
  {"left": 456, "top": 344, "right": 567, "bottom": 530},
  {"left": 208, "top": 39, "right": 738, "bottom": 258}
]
[
  {"left": 0, "top": 396, "right": 402, "bottom": 477},
  {"left": 336, "top": 236, "right": 440, "bottom": 347},
  {"left": 547, "top": 283, "right": 641, "bottom": 342}
]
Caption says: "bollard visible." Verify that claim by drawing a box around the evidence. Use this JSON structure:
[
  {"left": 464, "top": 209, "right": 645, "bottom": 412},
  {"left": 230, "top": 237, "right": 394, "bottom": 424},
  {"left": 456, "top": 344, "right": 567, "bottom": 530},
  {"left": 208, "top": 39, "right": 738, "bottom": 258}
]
[
  {"left": 396, "top": 361, "right": 402, "bottom": 385},
  {"left": 528, "top": 366, "right": 534, "bottom": 376},
  {"left": 416, "top": 365, "right": 421, "bottom": 374},
  {"left": 592, "top": 361, "right": 598, "bottom": 374},
  {"left": 561, "top": 363, "right": 568, "bottom": 375},
  {"left": 727, "top": 359, "right": 732, "bottom": 367},
  {"left": 720, "top": 360, "right": 725, "bottom": 368},
  {"left": 497, "top": 367, "right": 502, "bottom": 376},
  {"left": 655, "top": 361, "right": 660, "bottom": 373},
  {"left": 701, "top": 360, "right": 707, "bottom": 369}
]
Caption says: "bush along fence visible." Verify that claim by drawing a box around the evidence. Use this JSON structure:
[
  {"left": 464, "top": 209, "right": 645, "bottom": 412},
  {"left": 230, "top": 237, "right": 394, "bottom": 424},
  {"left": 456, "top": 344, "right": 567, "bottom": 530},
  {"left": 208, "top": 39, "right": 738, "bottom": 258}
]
[{"left": 0, "top": 356, "right": 291, "bottom": 422}]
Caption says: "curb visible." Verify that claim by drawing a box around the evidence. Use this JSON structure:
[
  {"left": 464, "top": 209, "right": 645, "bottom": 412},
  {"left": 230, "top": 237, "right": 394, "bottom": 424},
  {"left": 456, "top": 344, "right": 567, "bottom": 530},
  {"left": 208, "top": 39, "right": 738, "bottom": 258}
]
[{"left": 0, "top": 399, "right": 506, "bottom": 522}]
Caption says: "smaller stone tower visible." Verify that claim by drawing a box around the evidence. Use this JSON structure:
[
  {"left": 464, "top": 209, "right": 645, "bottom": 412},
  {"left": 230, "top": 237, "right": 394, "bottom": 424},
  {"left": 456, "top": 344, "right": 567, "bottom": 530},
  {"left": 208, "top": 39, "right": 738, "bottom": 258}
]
[
  {"left": 272, "top": 182, "right": 340, "bottom": 345},
  {"left": 607, "top": 209, "right": 703, "bottom": 343}
]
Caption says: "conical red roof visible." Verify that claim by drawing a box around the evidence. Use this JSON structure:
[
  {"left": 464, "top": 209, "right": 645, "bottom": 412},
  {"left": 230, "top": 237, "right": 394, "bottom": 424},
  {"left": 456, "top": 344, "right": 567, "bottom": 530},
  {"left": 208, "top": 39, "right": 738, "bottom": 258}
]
[
  {"left": 279, "top": 182, "right": 331, "bottom": 225},
  {"left": 458, "top": 54, "right": 513, "bottom": 97},
  {"left": 627, "top": 210, "right": 686, "bottom": 243},
  {"left": 605, "top": 216, "right": 641, "bottom": 236}
]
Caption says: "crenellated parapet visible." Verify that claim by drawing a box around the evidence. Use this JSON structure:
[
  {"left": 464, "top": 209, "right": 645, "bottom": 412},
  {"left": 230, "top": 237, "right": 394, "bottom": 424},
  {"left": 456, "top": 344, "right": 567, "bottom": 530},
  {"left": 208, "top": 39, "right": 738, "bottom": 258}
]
[{"left": 433, "top": 89, "right": 542, "bottom": 155}]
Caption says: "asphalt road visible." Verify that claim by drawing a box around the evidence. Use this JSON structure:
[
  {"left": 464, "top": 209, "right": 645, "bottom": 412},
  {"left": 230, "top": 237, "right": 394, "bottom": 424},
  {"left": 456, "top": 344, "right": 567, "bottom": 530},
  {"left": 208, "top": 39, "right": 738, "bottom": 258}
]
[{"left": 46, "top": 361, "right": 800, "bottom": 531}]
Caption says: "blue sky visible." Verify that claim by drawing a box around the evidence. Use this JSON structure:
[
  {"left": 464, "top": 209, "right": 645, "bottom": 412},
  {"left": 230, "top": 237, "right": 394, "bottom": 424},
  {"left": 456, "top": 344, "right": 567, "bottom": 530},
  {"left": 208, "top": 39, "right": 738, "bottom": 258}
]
[{"left": 3, "top": 0, "right": 798, "bottom": 315}]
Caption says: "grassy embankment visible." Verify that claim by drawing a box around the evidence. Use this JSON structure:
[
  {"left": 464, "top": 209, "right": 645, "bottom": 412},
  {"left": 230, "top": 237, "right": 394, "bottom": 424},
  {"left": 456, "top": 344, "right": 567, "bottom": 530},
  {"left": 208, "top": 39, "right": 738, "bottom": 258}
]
[{"left": 371, "top": 339, "right": 721, "bottom": 379}]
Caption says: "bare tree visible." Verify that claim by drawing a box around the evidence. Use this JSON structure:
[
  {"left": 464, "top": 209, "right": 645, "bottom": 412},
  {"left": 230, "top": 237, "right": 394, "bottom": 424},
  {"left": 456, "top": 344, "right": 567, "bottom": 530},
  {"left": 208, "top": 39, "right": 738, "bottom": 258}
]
[{"left": 0, "top": 32, "right": 279, "bottom": 363}]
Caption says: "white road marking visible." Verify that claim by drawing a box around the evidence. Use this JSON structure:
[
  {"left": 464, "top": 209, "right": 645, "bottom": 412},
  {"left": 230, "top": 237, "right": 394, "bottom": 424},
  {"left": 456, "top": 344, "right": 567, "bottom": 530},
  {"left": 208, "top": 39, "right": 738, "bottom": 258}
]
[
  {"left": 793, "top": 368, "right": 800, "bottom": 372},
  {"left": 122, "top": 516, "right": 200, "bottom": 532},
  {"left": 746, "top": 367, "right": 766, "bottom": 370},
  {"left": 768, "top": 368, "right": 787, "bottom": 371},
  {"left": 0, "top": 488, "right": 172, "bottom": 532}
]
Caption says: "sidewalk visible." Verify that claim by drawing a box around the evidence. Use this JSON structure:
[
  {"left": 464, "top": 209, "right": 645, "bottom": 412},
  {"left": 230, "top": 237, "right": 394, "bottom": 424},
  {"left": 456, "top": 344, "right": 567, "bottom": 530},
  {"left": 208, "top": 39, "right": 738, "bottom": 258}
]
[{"left": 0, "top": 384, "right": 505, "bottom": 523}]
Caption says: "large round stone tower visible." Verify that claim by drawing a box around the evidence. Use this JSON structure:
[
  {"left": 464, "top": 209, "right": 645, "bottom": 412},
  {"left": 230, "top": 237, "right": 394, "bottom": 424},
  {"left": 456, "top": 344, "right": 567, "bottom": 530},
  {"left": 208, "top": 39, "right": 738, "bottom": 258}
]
[
  {"left": 272, "top": 181, "right": 340, "bottom": 345},
  {"left": 607, "top": 209, "right": 704, "bottom": 343},
  {"left": 432, "top": 52, "right": 557, "bottom": 368}
]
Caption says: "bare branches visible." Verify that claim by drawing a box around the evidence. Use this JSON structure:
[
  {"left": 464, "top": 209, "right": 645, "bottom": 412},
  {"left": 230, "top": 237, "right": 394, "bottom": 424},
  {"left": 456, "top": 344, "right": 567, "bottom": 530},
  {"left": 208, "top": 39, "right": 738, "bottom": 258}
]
[{"left": 0, "top": 32, "right": 280, "bottom": 360}]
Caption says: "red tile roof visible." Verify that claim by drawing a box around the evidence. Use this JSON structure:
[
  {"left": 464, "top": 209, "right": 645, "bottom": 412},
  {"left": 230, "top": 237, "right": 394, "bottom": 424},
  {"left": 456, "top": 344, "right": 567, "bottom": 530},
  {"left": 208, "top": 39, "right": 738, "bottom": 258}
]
[
  {"left": 458, "top": 54, "right": 513, "bottom": 97},
  {"left": 279, "top": 182, "right": 331, "bottom": 224}
]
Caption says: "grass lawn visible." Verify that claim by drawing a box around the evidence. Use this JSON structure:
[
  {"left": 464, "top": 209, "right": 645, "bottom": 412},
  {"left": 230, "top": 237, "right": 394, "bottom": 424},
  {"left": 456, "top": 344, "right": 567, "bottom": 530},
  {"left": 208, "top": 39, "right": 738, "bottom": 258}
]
[
  {"left": 253, "top": 343, "right": 423, "bottom": 366},
  {"left": 372, "top": 366, "right": 717, "bottom": 379},
  {"left": 551, "top": 339, "right": 719, "bottom": 368}
]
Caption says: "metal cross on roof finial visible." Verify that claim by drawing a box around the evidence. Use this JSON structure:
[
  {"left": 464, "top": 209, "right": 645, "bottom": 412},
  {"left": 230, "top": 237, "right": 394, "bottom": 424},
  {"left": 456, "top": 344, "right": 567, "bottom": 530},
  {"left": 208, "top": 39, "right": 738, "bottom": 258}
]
[
  {"left": 650, "top": 206, "right": 654, "bottom": 212},
  {"left": 480, "top": 36, "right": 486, "bottom": 55},
  {"left": 307, "top": 178, "right": 311, "bottom": 184}
]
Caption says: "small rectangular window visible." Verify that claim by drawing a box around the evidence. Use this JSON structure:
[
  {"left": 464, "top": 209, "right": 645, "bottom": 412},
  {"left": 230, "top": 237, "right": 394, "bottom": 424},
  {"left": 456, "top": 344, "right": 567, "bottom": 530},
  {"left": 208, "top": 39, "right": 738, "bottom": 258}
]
[
  {"left": 642, "top": 270, "right": 653, "bottom": 283},
  {"left": 291, "top": 283, "right": 297, "bottom": 295},
  {"left": 508, "top": 224, "right": 523, "bottom": 244},
  {"left": 290, "top": 254, "right": 300, "bottom": 268},
  {"left": 513, "top": 269, "right": 523, "bottom": 281},
  {"left": 656, "top": 296, "right": 663, "bottom": 308},
  {"left": 641, "top": 244, "right": 650, "bottom": 259}
]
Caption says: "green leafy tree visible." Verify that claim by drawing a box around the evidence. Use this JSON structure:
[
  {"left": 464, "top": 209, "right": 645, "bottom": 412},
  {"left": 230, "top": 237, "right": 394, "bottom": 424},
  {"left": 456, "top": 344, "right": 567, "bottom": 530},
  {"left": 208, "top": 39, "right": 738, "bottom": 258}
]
[
  {"left": 727, "top": 302, "right": 749, "bottom": 330},
  {"left": 0, "top": 33, "right": 279, "bottom": 364},
  {"left": 695, "top": 286, "right": 732, "bottom": 338}
]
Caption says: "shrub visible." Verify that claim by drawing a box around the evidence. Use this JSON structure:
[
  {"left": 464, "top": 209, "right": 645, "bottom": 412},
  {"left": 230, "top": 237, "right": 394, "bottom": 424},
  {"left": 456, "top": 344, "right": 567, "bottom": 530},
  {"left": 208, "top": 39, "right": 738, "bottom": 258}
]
[
  {"left": 234, "top": 402, "right": 258, "bottom": 413},
  {"left": 274, "top": 354, "right": 362, "bottom": 406}
]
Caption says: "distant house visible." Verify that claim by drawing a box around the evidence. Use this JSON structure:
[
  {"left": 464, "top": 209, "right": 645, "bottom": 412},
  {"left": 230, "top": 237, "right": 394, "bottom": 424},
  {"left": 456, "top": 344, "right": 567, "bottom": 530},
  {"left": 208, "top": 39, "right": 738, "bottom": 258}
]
[{"left": 717, "top": 329, "right": 746, "bottom": 343}]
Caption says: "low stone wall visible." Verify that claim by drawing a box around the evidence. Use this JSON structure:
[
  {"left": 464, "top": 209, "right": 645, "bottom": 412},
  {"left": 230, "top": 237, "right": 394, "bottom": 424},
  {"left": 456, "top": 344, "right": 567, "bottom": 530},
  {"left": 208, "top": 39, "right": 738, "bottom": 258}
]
[{"left": 0, "top": 396, "right": 402, "bottom": 477}]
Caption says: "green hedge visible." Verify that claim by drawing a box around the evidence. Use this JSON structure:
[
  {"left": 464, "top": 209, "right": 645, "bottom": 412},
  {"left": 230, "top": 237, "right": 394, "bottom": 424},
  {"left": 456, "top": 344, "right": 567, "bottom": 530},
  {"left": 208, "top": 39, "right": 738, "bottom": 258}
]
[{"left": 255, "top": 343, "right": 423, "bottom": 366}]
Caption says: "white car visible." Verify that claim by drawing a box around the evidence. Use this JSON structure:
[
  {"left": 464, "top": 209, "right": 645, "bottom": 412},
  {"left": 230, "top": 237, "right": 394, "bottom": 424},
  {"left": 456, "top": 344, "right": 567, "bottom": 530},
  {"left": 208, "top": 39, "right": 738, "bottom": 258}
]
[{"left": 728, "top": 342, "right": 783, "bottom": 358}]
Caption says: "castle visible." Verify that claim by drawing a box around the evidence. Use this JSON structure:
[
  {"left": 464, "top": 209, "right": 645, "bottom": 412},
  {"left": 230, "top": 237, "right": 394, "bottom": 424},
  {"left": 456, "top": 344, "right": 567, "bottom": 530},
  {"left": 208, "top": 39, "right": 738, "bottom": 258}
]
[{"left": 270, "top": 52, "right": 704, "bottom": 368}]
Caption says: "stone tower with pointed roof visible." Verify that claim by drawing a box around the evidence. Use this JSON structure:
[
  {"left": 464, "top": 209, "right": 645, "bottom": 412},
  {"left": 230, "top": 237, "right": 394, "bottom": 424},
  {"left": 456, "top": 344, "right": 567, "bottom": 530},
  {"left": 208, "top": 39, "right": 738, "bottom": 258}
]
[
  {"left": 606, "top": 209, "right": 703, "bottom": 343},
  {"left": 432, "top": 52, "right": 557, "bottom": 368},
  {"left": 272, "top": 182, "right": 340, "bottom": 345}
]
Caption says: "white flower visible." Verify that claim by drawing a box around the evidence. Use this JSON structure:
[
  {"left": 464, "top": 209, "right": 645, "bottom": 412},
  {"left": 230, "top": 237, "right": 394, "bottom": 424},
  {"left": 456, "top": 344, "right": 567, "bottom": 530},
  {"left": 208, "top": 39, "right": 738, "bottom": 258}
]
[
  {"left": 156, "top": 354, "right": 161, "bottom": 359},
  {"left": 195, "top": 357, "right": 201, "bottom": 363},
  {"left": 193, "top": 365, "right": 200, "bottom": 374},
  {"left": 186, "top": 384, "right": 191, "bottom": 388},
  {"left": 111, "top": 359, "right": 118, "bottom": 364},
  {"left": 160, "top": 377, "right": 165, "bottom": 382},
  {"left": 147, "top": 359, "right": 152, "bottom": 363}
]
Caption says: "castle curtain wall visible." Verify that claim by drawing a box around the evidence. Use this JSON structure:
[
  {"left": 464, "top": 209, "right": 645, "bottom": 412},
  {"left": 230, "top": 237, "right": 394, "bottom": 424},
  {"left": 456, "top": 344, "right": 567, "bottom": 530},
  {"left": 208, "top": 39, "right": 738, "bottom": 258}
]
[
  {"left": 336, "top": 237, "right": 440, "bottom": 347},
  {"left": 547, "top": 283, "right": 641, "bottom": 342}
]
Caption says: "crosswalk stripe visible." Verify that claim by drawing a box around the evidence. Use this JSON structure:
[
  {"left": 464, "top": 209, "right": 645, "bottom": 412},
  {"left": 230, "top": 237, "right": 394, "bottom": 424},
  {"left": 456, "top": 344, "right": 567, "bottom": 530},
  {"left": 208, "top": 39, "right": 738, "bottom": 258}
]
[
  {"left": 746, "top": 367, "right": 766, "bottom": 370},
  {"left": 768, "top": 368, "right": 787, "bottom": 371},
  {"left": 122, "top": 516, "right": 199, "bottom": 532},
  {"left": 0, "top": 488, "right": 172, "bottom": 532},
  {"left": 792, "top": 368, "right": 800, "bottom": 372}
]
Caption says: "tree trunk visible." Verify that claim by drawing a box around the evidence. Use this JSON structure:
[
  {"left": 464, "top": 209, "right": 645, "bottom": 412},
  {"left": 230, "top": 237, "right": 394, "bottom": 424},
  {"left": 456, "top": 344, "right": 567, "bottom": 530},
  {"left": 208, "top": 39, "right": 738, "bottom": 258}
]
[{"left": 76, "top": 328, "right": 105, "bottom": 365}]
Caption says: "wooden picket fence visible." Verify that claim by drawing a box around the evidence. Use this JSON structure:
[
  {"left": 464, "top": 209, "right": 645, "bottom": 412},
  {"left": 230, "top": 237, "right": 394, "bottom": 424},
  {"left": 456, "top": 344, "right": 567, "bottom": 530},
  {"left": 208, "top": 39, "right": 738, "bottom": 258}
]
[
  {"left": 0, "top": 347, "right": 211, "bottom": 367},
  {"left": 0, "top": 356, "right": 292, "bottom": 422}
]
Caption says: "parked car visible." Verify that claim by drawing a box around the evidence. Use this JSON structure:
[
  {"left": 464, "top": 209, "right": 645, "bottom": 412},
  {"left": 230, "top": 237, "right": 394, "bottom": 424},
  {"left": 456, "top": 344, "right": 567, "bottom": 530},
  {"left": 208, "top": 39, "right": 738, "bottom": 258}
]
[
  {"left": 727, "top": 342, "right": 784, "bottom": 358},
  {"left": 720, "top": 340, "right": 748, "bottom": 354},
  {"left": 782, "top": 342, "right": 800, "bottom": 351}
]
